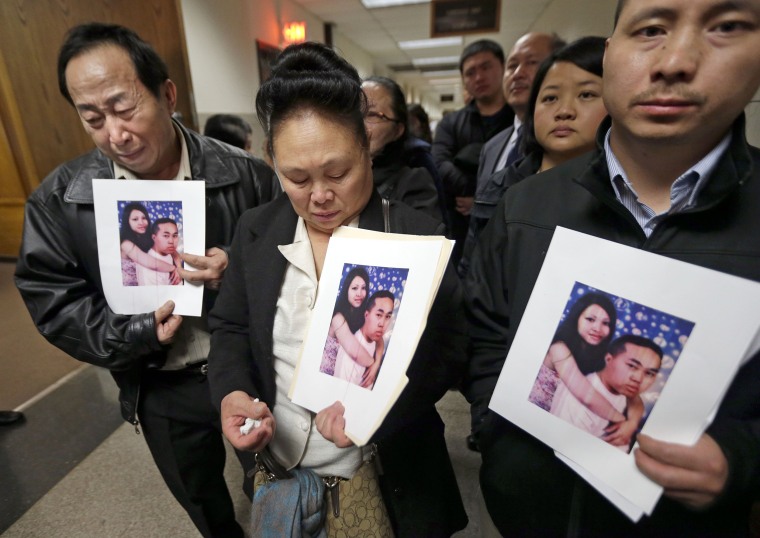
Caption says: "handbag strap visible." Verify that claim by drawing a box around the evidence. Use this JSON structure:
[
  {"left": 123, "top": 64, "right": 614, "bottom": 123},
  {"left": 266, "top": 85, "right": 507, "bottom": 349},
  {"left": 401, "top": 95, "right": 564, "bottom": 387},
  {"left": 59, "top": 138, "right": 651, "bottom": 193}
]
[{"left": 382, "top": 197, "right": 391, "bottom": 233}]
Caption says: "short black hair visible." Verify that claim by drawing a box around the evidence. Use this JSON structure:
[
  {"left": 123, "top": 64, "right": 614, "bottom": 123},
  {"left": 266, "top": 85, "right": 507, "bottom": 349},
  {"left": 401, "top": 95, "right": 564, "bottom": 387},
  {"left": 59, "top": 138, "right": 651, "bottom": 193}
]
[
  {"left": 363, "top": 76, "right": 409, "bottom": 138},
  {"left": 256, "top": 41, "right": 368, "bottom": 158},
  {"left": 608, "top": 334, "right": 663, "bottom": 362},
  {"left": 366, "top": 290, "right": 394, "bottom": 313},
  {"left": 151, "top": 218, "right": 177, "bottom": 235},
  {"left": 459, "top": 39, "right": 504, "bottom": 73},
  {"left": 58, "top": 22, "right": 169, "bottom": 106},
  {"left": 204, "top": 114, "right": 252, "bottom": 150}
]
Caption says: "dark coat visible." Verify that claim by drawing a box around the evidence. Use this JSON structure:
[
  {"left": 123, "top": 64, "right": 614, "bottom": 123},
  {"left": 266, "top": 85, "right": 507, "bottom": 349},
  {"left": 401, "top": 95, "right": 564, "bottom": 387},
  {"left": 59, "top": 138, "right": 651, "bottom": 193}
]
[
  {"left": 14, "top": 121, "right": 279, "bottom": 425},
  {"left": 208, "top": 190, "right": 469, "bottom": 537},
  {"left": 466, "top": 116, "right": 760, "bottom": 536}
]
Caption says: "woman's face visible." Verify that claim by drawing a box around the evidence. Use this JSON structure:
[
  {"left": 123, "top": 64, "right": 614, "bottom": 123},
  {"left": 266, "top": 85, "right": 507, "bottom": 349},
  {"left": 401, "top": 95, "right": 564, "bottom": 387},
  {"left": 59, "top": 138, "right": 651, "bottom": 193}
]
[
  {"left": 347, "top": 276, "right": 368, "bottom": 308},
  {"left": 577, "top": 304, "right": 611, "bottom": 346},
  {"left": 362, "top": 82, "right": 405, "bottom": 159},
  {"left": 128, "top": 209, "right": 149, "bottom": 235},
  {"left": 533, "top": 62, "right": 607, "bottom": 166},
  {"left": 272, "top": 109, "right": 374, "bottom": 236}
]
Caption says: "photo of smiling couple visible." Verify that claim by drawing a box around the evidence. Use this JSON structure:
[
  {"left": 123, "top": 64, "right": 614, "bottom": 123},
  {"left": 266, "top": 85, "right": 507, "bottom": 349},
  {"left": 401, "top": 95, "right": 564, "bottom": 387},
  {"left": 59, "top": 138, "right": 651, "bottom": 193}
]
[
  {"left": 528, "top": 282, "right": 694, "bottom": 452},
  {"left": 319, "top": 264, "right": 408, "bottom": 391}
]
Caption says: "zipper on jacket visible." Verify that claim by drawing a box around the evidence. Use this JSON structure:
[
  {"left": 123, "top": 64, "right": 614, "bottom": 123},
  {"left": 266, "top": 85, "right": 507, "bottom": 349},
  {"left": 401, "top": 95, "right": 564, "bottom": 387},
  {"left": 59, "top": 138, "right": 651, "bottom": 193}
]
[{"left": 132, "top": 384, "right": 141, "bottom": 434}]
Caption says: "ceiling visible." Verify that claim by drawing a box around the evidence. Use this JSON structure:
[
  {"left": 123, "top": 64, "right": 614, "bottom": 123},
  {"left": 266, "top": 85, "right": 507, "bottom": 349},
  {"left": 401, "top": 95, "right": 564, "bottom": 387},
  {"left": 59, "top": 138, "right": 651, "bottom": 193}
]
[{"left": 289, "top": 0, "right": 617, "bottom": 108}]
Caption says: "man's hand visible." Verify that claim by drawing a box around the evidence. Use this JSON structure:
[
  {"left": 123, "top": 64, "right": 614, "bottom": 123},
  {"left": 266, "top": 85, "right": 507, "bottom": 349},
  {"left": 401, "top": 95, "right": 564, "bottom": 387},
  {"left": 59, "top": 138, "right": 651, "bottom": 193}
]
[
  {"left": 316, "top": 401, "right": 353, "bottom": 448},
  {"left": 177, "top": 247, "right": 228, "bottom": 289},
  {"left": 220, "top": 391, "right": 275, "bottom": 452},
  {"left": 634, "top": 433, "right": 728, "bottom": 509},
  {"left": 155, "top": 300, "right": 182, "bottom": 344},
  {"left": 455, "top": 196, "right": 474, "bottom": 216}
]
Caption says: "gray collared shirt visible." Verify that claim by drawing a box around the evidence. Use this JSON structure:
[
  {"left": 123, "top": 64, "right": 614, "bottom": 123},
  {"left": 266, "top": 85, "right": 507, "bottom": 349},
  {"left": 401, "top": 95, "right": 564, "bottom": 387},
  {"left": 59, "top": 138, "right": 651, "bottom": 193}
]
[{"left": 604, "top": 129, "right": 731, "bottom": 237}]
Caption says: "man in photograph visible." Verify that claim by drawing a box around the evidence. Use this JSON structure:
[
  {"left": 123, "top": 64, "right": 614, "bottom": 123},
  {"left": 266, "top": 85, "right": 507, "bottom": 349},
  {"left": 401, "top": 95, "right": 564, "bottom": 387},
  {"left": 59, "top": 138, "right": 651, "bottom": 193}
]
[
  {"left": 466, "top": 0, "right": 760, "bottom": 533},
  {"left": 550, "top": 335, "right": 662, "bottom": 450},
  {"left": 334, "top": 290, "right": 394, "bottom": 388},
  {"left": 136, "top": 218, "right": 180, "bottom": 286}
]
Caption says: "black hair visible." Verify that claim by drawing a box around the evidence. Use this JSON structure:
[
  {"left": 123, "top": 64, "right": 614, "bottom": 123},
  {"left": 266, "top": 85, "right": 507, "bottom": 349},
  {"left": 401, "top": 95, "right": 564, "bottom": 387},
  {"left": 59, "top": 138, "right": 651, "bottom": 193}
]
[
  {"left": 58, "top": 22, "right": 169, "bottom": 106},
  {"left": 521, "top": 36, "right": 607, "bottom": 159},
  {"left": 363, "top": 76, "right": 409, "bottom": 140},
  {"left": 203, "top": 114, "right": 252, "bottom": 150},
  {"left": 334, "top": 266, "right": 371, "bottom": 333},
  {"left": 255, "top": 41, "right": 368, "bottom": 159},
  {"left": 608, "top": 335, "right": 664, "bottom": 361},
  {"left": 151, "top": 217, "right": 177, "bottom": 235},
  {"left": 408, "top": 103, "right": 432, "bottom": 143},
  {"left": 553, "top": 291, "right": 617, "bottom": 375},
  {"left": 459, "top": 39, "right": 504, "bottom": 73},
  {"left": 119, "top": 202, "right": 153, "bottom": 253},
  {"left": 366, "top": 289, "right": 395, "bottom": 313}
]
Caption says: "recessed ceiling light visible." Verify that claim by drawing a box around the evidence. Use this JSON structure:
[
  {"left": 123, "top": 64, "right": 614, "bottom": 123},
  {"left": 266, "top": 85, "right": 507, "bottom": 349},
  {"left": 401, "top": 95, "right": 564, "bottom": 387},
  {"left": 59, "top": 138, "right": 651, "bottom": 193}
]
[
  {"left": 361, "top": 0, "right": 429, "bottom": 8},
  {"left": 424, "top": 69, "right": 461, "bottom": 78},
  {"left": 411, "top": 56, "right": 460, "bottom": 67},
  {"left": 398, "top": 36, "right": 463, "bottom": 50}
]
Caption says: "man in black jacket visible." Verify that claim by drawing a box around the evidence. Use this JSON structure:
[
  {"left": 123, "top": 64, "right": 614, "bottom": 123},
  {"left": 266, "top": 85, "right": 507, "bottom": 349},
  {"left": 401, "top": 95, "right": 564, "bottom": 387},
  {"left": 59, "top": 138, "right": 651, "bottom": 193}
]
[
  {"left": 14, "top": 23, "right": 278, "bottom": 538},
  {"left": 466, "top": 0, "right": 760, "bottom": 535}
]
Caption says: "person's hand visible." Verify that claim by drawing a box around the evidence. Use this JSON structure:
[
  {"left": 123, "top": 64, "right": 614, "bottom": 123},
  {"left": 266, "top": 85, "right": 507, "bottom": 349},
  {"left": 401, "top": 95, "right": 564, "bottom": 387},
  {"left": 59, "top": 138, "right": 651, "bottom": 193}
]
[
  {"left": 316, "top": 401, "right": 353, "bottom": 448},
  {"left": 603, "top": 417, "right": 637, "bottom": 448},
  {"left": 220, "top": 391, "right": 275, "bottom": 452},
  {"left": 634, "top": 433, "right": 728, "bottom": 509},
  {"left": 155, "top": 300, "right": 182, "bottom": 344},
  {"left": 455, "top": 196, "right": 474, "bottom": 216},
  {"left": 169, "top": 269, "right": 182, "bottom": 286},
  {"left": 177, "top": 247, "right": 228, "bottom": 289},
  {"left": 360, "top": 359, "right": 381, "bottom": 389}
]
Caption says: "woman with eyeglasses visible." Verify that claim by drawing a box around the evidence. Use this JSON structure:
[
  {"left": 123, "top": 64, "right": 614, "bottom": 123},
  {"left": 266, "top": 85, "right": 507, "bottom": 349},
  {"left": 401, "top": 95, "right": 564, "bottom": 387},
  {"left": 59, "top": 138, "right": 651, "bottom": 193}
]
[{"left": 362, "top": 76, "right": 441, "bottom": 219}]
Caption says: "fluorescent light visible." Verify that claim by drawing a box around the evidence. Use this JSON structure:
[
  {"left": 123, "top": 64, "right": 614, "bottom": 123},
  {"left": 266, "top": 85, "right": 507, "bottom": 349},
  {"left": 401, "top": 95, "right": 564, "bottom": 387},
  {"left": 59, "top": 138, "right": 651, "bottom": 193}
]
[
  {"left": 361, "top": 0, "right": 429, "bottom": 8},
  {"left": 423, "top": 69, "right": 460, "bottom": 77},
  {"left": 411, "top": 56, "right": 460, "bottom": 67},
  {"left": 427, "top": 77, "right": 461, "bottom": 85},
  {"left": 399, "top": 36, "right": 463, "bottom": 50}
]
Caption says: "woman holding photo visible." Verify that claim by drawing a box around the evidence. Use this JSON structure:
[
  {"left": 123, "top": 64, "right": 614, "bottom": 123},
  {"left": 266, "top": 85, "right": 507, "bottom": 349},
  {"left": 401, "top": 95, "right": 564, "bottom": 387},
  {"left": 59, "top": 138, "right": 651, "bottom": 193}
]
[
  {"left": 320, "top": 266, "right": 383, "bottom": 381},
  {"left": 119, "top": 202, "right": 180, "bottom": 286},
  {"left": 207, "top": 42, "right": 466, "bottom": 536},
  {"left": 529, "top": 291, "right": 644, "bottom": 446}
]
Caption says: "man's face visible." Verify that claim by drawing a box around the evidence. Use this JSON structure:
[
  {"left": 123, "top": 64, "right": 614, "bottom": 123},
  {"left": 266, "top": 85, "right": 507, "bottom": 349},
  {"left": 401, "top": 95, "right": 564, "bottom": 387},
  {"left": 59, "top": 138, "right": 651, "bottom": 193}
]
[
  {"left": 503, "top": 33, "right": 555, "bottom": 118},
  {"left": 604, "top": 0, "right": 760, "bottom": 153},
  {"left": 152, "top": 222, "right": 178, "bottom": 255},
  {"left": 65, "top": 44, "right": 179, "bottom": 179},
  {"left": 600, "top": 343, "right": 661, "bottom": 397},
  {"left": 362, "top": 297, "right": 394, "bottom": 343},
  {"left": 461, "top": 51, "right": 505, "bottom": 104}
]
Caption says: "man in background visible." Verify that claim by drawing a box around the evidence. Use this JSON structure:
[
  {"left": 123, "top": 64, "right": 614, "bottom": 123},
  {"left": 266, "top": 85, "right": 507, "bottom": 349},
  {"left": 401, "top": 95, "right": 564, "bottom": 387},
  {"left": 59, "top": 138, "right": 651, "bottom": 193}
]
[{"left": 203, "top": 113, "right": 253, "bottom": 152}]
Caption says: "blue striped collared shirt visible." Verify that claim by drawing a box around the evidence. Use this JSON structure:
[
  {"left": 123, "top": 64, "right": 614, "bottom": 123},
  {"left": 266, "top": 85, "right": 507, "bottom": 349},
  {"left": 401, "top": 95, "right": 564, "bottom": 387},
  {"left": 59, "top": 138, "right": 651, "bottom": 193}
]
[{"left": 603, "top": 129, "right": 731, "bottom": 237}]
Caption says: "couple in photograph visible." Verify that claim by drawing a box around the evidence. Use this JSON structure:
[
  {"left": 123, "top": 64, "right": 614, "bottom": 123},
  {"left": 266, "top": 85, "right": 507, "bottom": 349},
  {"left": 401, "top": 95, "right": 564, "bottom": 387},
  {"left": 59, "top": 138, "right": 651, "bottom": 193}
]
[
  {"left": 529, "top": 292, "right": 662, "bottom": 451},
  {"left": 119, "top": 202, "right": 184, "bottom": 286},
  {"left": 320, "top": 266, "right": 394, "bottom": 390}
]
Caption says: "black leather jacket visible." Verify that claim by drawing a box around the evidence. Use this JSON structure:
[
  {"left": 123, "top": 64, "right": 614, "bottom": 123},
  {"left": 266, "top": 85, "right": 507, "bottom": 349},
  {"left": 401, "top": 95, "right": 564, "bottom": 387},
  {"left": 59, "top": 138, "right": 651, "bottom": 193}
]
[{"left": 15, "top": 121, "right": 280, "bottom": 425}]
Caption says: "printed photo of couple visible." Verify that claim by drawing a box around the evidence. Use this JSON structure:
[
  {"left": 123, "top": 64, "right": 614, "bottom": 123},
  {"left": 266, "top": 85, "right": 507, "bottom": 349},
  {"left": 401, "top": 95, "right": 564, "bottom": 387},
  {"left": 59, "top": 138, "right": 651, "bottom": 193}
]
[
  {"left": 118, "top": 200, "right": 184, "bottom": 287},
  {"left": 319, "top": 263, "right": 409, "bottom": 391},
  {"left": 528, "top": 282, "right": 695, "bottom": 453}
]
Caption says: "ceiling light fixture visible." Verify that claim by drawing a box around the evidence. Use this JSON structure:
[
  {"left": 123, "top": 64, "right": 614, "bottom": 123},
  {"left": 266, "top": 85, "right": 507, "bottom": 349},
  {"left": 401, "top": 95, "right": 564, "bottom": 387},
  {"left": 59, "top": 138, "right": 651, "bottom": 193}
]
[
  {"left": 411, "top": 56, "right": 460, "bottom": 67},
  {"left": 361, "top": 0, "right": 429, "bottom": 8},
  {"left": 398, "top": 36, "right": 463, "bottom": 50}
]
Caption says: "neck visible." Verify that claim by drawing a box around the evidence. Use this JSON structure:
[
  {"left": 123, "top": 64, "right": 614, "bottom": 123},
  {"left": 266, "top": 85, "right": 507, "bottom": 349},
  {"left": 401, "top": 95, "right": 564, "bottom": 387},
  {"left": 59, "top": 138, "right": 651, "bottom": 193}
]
[
  {"left": 476, "top": 95, "right": 505, "bottom": 117},
  {"left": 306, "top": 224, "right": 331, "bottom": 279},
  {"left": 609, "top": 126, "right": 722, "bottom": 214},
  {"left": 137, "top": 122, "right": 182, "bottom": 180}
]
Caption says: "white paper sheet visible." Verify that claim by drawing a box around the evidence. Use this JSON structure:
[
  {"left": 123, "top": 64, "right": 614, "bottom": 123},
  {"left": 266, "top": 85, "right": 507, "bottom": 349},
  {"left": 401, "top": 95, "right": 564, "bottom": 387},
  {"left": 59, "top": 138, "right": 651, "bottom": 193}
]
[
  {"left": 489, "top": 227, "right": 760, "bottom": 515},
  {"left": 289, "top": 226, "right": 452, "bottom": 445},
  {"left": 92, "top": 179, "right": 206, "bottom": 316}
]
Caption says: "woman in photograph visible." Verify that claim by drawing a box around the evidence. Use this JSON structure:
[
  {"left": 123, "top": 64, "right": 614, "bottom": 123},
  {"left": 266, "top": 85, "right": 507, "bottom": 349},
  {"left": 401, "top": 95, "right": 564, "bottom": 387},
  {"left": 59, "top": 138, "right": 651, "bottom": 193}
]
[
  {"left": 119, "top": 202, "right": 180, "bottom": 286},
  {"left": 529, "top": 291, "right": 644, "bottom": 446},
  {"left": 207, "top": 42, "right": 467, "bottom": 536},
  {"left": 320, "top": 266, "right": 383, "bottom": 384}
]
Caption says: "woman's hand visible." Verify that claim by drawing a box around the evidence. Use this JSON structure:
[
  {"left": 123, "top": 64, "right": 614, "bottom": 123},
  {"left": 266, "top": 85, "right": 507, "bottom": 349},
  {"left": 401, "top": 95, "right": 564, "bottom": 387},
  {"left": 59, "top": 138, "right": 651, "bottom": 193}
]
[
  {"left": 603, "top": 417, "right": 637, "bottom": 448},
  {"left": 316, "top": 401, "right": 354, "bottom": 448},
  {"left": 220, "top": 391, "right": 275, "bottom": 452}
]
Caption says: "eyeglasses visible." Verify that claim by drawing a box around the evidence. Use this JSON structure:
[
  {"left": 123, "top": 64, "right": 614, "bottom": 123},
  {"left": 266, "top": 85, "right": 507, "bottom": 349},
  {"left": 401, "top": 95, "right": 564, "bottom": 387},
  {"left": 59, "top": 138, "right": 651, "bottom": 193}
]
[{"left": 365, "top": 111, "right": 400, "bottom": 124}]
